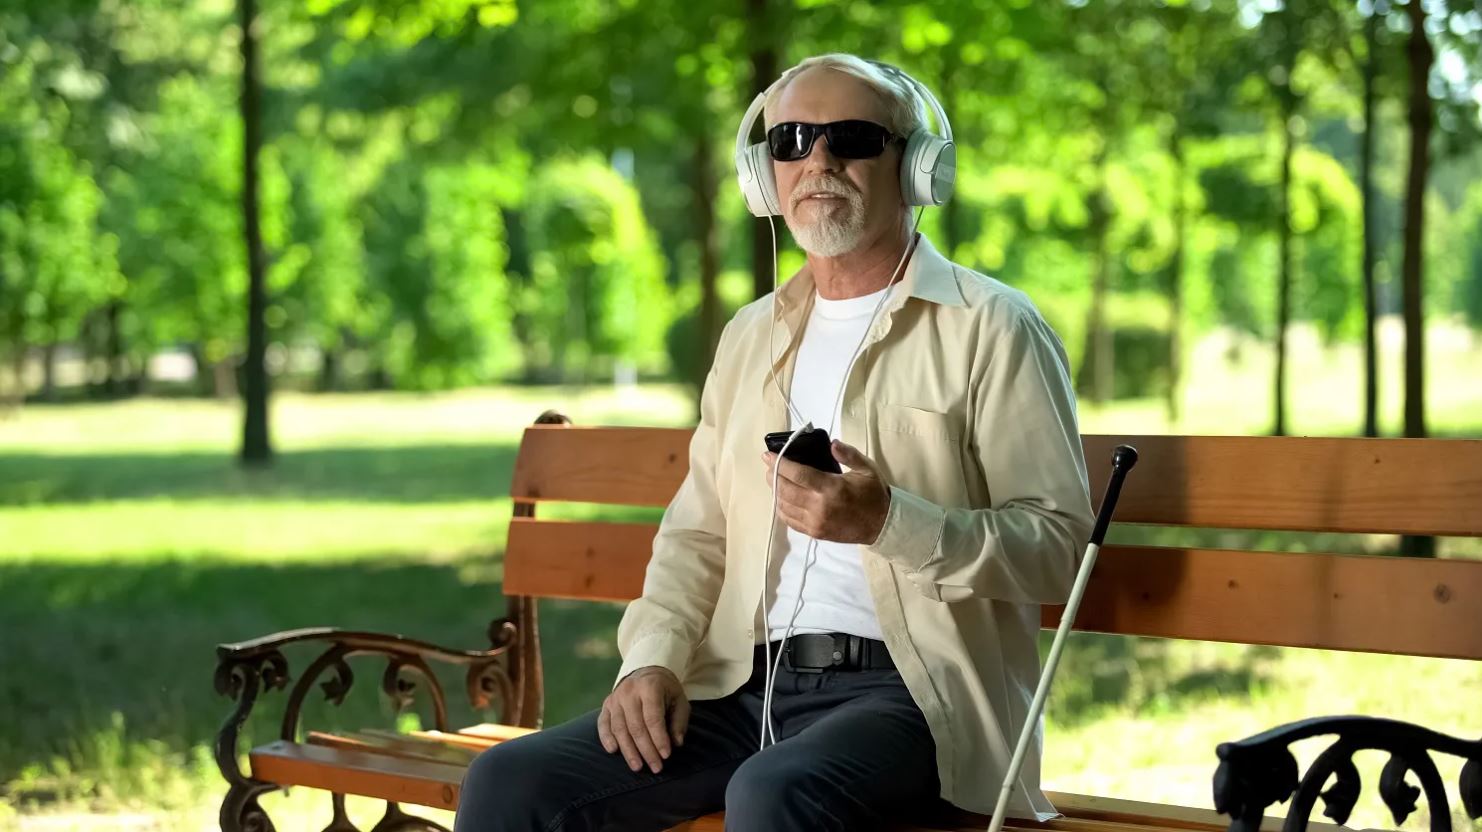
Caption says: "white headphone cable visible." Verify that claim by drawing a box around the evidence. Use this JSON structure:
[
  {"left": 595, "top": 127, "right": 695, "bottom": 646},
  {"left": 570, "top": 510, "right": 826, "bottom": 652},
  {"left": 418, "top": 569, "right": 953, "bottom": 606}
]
[
  {"left": 757, "top": 206, "right": 925, "bottom": 750},
  {"left": 766, "top": 217, "right": 808, "bottom": 427}
]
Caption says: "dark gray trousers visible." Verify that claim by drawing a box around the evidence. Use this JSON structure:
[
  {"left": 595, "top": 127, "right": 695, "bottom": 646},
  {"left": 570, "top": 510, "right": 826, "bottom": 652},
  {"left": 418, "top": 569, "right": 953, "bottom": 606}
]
[{"left": 453, "top": 643, "right": 946, "bottom": 832}]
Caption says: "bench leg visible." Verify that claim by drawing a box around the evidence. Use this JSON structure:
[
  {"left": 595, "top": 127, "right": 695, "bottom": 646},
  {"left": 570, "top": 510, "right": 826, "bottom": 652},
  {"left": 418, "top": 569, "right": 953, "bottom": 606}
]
[
  {"left": 369, "top": 802, "right": 449, "bottom": 832},
  {"left": 325, "top": 794, "right": 359, "bottom": 832},
  {"left": 220, "top": 780, "right": 279, "bottom": 832},
  {"left": 216, "top": 652, "right": 288, "bottom": 832}
]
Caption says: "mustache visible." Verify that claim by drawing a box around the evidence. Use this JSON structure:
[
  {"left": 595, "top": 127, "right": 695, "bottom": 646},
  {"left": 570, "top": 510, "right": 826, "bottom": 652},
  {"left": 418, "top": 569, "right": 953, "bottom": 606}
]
[{"left": 791, "top": 177, "right": 861, "bottom": 210}]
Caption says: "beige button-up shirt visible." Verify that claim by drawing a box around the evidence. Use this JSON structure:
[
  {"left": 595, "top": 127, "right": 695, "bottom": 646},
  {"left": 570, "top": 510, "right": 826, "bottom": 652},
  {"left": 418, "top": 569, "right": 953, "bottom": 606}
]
[{"left": 615, "top": 233, "right": 1095, "bottom": 819}]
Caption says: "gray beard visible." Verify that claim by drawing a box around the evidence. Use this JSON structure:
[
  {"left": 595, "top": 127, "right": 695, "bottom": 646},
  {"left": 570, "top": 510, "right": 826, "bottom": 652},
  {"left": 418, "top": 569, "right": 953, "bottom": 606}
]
[{"left": 786, "top": 205, "right": 867, "bottom": 257}]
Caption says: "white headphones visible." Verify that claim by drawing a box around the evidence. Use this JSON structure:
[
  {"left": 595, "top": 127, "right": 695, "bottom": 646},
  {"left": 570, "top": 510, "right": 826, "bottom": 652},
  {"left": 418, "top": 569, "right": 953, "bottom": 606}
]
[{"left": 733, "top": 59, "right": 956, "bottom": 218}]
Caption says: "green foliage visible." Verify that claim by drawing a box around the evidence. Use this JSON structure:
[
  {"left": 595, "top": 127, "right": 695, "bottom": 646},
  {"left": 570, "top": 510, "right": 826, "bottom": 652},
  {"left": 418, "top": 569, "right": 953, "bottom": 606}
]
[
  {"left": 361, "top": 159, "right": 517, "bottom": 389},
  {"left": 1292, "top": 145, "right": 1363, "bottom": 341},
  {"left": 665, "top": 269, "right": 752, "bottom": 394},
  {"left": 268, "top": 137, "right": 367, "bottom": 351},
  {"left": 522, "top": 157, "right": 671, "bottom": 382},
  {"left": 2, "top": 0, "right": 1481, "bottom": 408},
  {"left": 1458, "top": 184, "right": 1482, "bottom": 329},
  {"left": 0, "top": 58, "right": 116, "bottom": 359},
  {"left": 104, "top": 73, "right": 248, "bottom": 364},
  {"left": 1189, "top": 135, "right": 1363, "bottom": 341}
]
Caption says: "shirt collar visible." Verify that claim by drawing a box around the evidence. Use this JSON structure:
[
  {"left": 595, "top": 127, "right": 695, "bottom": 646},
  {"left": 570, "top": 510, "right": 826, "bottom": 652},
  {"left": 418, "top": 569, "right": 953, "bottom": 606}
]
[{"left": 775, "top": 232, "right": 966, "bottom": 313}]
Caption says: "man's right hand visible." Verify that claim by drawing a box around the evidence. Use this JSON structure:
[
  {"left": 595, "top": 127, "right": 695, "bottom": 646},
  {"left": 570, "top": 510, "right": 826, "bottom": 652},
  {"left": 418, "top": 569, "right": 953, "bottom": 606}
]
[{"left": 598, "top": 666, "right": 690, "bottom": 774}]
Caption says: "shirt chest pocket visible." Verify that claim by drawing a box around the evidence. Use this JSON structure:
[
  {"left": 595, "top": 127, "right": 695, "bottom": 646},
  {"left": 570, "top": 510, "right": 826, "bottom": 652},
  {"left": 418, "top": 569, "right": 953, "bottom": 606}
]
[
  {"left": 873, "top": 403, "right": 970, "bottom": 506},
  {"left": 876, "top": 403, "right": 963, "bottom": 443}
]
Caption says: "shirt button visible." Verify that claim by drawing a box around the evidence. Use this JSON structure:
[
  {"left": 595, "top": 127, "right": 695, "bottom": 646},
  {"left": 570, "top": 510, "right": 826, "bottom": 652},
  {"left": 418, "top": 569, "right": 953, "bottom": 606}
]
[{"left": 746, "top": 628, "right": 754, "bottom": 639}]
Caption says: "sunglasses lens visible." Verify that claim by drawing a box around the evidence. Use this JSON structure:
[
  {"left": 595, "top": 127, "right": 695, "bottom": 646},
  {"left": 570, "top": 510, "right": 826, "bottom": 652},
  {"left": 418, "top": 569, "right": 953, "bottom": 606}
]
[
  {"left": 826, "top": 121, "right": 891, "bottom": 159},
  {"left": 767, "top": 123, "right": 815, "bottom": 161},
  {"left": 765, "top": 121, "right": 893, "bottom": 161}
]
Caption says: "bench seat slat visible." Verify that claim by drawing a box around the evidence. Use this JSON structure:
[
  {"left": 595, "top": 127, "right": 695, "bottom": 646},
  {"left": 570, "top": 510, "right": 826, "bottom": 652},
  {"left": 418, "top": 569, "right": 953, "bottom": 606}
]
[
  {"left": 306, "top": 730, "right": 480, "bottom": 766},
  {"left": 250, "top": 739, "right": 468, "bottom": 811},
  {"left": 511, "top": 428, "right": 1482, "bottom": 537},
  {"left": 506, "top": 517, "right": 1482, "bottom": 660},
  {"left": 251, "top": 737, "right": 1326, "bottom": 832},
  {"left": 455, "top": 723, "right": 539, "bottom": 742}
]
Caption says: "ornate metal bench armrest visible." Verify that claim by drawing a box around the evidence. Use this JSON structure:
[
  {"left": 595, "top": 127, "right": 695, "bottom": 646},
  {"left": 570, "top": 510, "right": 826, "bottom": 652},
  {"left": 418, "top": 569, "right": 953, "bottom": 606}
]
[
  {"left": 1213, "top": 715, "right": 1482, "bottom": 832},
  {"left": 216, "top": 619, "right": 518, "bottom": 736},
  {"left": 213, "top": 620, "right": 519, "bottom": 799}
]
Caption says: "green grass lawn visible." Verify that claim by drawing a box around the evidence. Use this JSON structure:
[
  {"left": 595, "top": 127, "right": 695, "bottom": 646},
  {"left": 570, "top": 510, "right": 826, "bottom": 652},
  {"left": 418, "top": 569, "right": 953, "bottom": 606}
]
[{"left": 2, "top": 326, "right": 1480, "bottom": 831}]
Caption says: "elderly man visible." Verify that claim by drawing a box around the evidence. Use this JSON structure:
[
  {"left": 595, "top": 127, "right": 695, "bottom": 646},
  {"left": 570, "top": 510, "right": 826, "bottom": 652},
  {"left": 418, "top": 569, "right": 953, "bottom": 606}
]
[{"left": 455, "top": 53, "right": 1093, "bottom": 832}]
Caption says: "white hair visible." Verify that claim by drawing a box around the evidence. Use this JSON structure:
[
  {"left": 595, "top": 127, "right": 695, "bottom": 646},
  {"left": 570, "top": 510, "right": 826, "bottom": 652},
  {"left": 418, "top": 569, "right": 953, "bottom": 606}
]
[{"left": 761, "top": 53, "right": 927, "bottom": 138}]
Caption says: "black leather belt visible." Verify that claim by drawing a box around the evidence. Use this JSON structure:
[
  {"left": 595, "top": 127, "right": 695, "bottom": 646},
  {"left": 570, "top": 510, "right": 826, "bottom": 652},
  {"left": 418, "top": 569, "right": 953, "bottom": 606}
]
[{"left": 770, "top": 633, "right": 895, "bottom": 673}]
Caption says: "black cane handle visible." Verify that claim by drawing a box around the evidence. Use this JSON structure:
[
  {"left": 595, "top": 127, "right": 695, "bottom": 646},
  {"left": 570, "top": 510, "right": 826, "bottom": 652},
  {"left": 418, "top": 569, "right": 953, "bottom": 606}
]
[{"left": 1089, "top": 444, "right": 1139, "bottom": 547}]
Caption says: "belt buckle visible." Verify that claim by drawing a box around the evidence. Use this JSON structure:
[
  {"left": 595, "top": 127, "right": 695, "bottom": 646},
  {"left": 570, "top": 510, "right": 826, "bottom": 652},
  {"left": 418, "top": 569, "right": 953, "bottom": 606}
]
[{"left": 782, "top": 639, "right": 825, "bottom": 674}]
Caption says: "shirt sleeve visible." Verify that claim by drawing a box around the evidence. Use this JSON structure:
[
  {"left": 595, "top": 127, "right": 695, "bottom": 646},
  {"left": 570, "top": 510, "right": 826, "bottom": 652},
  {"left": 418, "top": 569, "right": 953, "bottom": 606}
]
[
  {"left": 862, "top": 300, "right": 1094, "bottom": 604},
  {"left": 613, "top": 321, "right": 733, "bottom": 687}
]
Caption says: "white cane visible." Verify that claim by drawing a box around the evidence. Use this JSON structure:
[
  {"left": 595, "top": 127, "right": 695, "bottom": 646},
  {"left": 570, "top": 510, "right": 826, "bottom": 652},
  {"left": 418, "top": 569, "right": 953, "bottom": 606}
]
[{"left": 986, "top": 444, "right": 1140, "bottom": 832}]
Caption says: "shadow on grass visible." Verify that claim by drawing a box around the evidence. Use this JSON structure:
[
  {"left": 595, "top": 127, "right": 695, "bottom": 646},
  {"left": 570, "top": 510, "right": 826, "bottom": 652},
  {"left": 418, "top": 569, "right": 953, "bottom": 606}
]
[
  {"left": 1044, "top": 631, "right": 1279, "bottom": 728},
  {"left": 0, "top": 556, "right": 624, "bottom": 810},
  {"left": 0, "top": 443, "right": 521, "bottom": 506}
]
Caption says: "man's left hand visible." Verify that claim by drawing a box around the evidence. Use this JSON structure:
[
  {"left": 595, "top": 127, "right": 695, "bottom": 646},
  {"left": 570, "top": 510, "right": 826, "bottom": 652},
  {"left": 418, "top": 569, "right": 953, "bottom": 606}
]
[{"left": 762, "top": 440, "right": 891, "bottom": 544}]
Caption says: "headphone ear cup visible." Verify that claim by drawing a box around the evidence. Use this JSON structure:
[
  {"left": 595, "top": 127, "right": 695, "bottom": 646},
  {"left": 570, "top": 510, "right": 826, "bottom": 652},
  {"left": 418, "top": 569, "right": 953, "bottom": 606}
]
[
  {"left": 751, "top": 142, "right": 782, "bottom": 216},
  {"left": 736, "top": 141, "right": 783, "bottom": 217},
  {"left": 899, "top": 132, "right": 956, "bottom": 207}
]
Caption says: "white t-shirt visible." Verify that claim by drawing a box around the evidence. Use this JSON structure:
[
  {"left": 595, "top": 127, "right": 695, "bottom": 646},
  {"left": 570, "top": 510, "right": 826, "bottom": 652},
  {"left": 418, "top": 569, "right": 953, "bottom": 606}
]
[{"left": 766, "top": 284, "right": 894, "bottom": 642}]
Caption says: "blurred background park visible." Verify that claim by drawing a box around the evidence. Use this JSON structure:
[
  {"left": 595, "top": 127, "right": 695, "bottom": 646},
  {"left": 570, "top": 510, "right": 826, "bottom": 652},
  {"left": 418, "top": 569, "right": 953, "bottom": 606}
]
[{"left": 2, "top": 0, "right": 1481, "bottom": 829}]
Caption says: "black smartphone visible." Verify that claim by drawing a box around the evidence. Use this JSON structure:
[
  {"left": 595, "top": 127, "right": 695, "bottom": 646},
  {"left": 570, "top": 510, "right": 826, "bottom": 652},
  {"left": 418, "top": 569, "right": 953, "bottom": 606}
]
[{"left": 764, "top": 426, "right": 842, "bottom": 474}]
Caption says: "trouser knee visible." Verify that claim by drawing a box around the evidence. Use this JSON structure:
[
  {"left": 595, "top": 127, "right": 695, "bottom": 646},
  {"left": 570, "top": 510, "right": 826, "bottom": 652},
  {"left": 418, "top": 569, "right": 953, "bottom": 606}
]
[
  {"left": 723, "top": 759, "right": 829, "bottom": 832},
  {"left": 454, "top": 741, "right": 561, "bottom": 832}
]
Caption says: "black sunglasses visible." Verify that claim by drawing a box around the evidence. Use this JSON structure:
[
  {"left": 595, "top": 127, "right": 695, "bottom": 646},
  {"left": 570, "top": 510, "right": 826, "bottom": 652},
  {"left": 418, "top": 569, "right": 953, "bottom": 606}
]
[{"left": 766, "top": 120, "right": 900, "bottom": 162}]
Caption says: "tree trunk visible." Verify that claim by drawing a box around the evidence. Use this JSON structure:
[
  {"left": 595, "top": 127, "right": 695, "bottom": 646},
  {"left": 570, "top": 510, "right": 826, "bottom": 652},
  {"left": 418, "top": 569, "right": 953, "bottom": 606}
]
[
  {"left": 1086, "top": 202, "right": 1113, "bottom": 404},
  {"left": 189, "top": 342, "right": 212, "bottom": 396},
  {"left": 1079, "top": 116, "right": 1114, "bottom": 405},
  {"left": 1360, "top": 5, "right": 1381, "bottom": 438},
  {"left": 239, "top": 0, "right": 272, "bottom": 466},
  {"left": 747, "top": 0, "right": 777, "bottom": 301},
  {"left": 1401, "top": 0, "right": 1431, "bottom": 441},
  {"left": 125, "top": 354, "right": 148, "bottom": 396},
  {"left": 1399, "top": 0, "right": 1435, "bottom": 558},
  {"left": 3, "top": 348, "right": 25, "bottom": 412},
  {"left": 500, "top": 208, "right": 537, "bottom": 384},
  {"left": 318, "top": 345, "right": 340, "bottom": 392},
  {"left": 104, "top": 300, "right": 123, "bottom": 398},
  {"left": 215, "top": 357, "right": 239, "bottom": 399},
  {"left": 80, "top": 310, "right": 103, "bottom": 399},
  {"left": 1274, "top": 100, "right": 1294, "bottom": 437},
  {"left": 694, "top": 130, "right": 721, "bottom": 420},
  {"left": 1168, "top": 133, "right": 1186, "bottom": 427},
  {"left": 40, "top": 341, "right": 58, "bottom": 402}
]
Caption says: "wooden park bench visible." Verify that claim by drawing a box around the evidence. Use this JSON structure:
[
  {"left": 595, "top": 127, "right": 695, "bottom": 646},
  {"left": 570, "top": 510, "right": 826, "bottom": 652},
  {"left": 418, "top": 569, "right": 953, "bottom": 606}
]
[{"left": 213, "top": 411, "right": 1482, "bottom": 832}]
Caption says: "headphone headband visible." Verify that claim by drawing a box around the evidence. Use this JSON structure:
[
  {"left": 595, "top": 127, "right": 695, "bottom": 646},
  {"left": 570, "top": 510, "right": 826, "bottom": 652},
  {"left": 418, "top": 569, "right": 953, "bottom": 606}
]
[
  {"left": 733, "top": 58, "right": 957, "bottom": 217},
  {"left": 735, "top": 89, "right": 772, "bottom": 162},
  {"left": 865, "top": 59, "right": 953, "bottom": 143}
]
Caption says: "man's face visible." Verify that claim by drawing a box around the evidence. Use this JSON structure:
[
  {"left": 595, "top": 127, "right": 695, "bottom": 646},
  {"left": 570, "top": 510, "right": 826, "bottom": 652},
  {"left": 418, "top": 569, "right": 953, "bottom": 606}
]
[{"left": 769, "top": 67, "right": 905, "bottom": 258}]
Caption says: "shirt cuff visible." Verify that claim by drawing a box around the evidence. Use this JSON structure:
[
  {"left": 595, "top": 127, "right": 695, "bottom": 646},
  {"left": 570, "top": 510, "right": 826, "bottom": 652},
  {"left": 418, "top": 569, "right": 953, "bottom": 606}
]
[
  {"left": 863, "top": 484, "right": 948, "bottom": 573},
  {"left": 613, "top": 631, "right": 695, "bottom": 691}
]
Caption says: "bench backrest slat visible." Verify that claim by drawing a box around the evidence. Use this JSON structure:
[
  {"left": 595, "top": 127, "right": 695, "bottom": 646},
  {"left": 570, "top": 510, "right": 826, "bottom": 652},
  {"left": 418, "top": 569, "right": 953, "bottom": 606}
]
[
  {"left": 512, "top": 428, "right": 1482, "bottom": 537},
  {"left": 510, "top": 426, "right": 687, "bottom": 508},
  {"left": 503, "top": 518, "right": 1482, "bottom": 661},
  {"left": 1082, "top": 435, "right": 1482, "bottom": 536},
  {"left": 505, "top": 426, "right": 1482, "bottom": 661}
]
